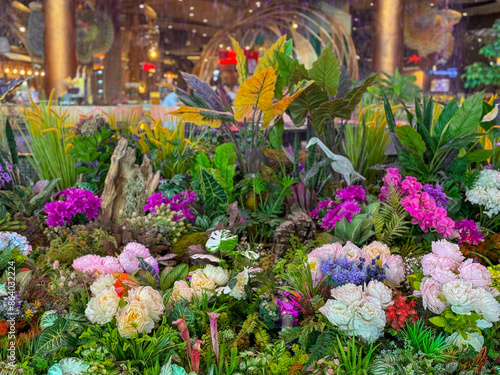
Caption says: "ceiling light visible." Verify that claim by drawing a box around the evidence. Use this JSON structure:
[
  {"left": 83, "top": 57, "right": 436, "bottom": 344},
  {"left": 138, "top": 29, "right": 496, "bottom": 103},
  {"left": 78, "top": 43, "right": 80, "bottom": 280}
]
[
  {"left": 463, "top": 12, "right": 467, "bottom": 16},
  {"left": 27, "top": 70, "right": 32, "bottom": 75},
  {"left": 19, "top": 26, "right": 26, "bottom": 32},
  {"left": 4, "top": 68, "right": 9, "bottom": 73},
  {"left": 292, "top": 23, "right": 298, "bottom": 29},
  {"left": 202, "top": 33, "right": 207, "bottom": 37},
  {"left": 245, "top": 46, "right": 250, "bottom": 50},
  {"left": 430, "top": 2, "right": 434, "bottom": 6},
  {"left": 168, "top": 25, "right": 173, "bottom": 29},
  {"left": 204, "top": 58, "right": 208, "bottom": 62},
  {"left": 189, "top": 6, "right": 194, "bottom": 10},
  {"left": 354, "top": 18, "right": 358, "bottom": 21},
  {"left": 13, "top": 69, "right": 18, "bottom": 74},
  {"left": 256, "top": 1, "right": 261, "bottom": 7},
  {"left": 219, "top": 44, "right": 224, "bottom": 48},
  {"left": 20, "top": 70, "right": 25, "bottom": 75},
  {"left": 478, "top": 38, "right": 482, "bottom": 42},
  {"left": 370, "top": 2, "right": 374, "bottom": 6},
  {"left": 192, "top": 29, "right": 197, "bottom": 33},
  {"left": 353, "top": 27, "right": 357, "bottom": 30},
  {"left": 34, "top": 71, "right": 39, "bottom": 76},
  {"left": 203, "top": 19, "right": 208, "bottom": 23},
  {"left": 189, "top": 12, "right": 194, "bottom": 17},
  {"left": 41, "top": 71, "right": 45, "bottom": 76},
  {"left": 249, "top": 9, "right": 253, "bottom": 13},
  {"left": 226, "top": 46, "right": 230, "bottom": 51}
]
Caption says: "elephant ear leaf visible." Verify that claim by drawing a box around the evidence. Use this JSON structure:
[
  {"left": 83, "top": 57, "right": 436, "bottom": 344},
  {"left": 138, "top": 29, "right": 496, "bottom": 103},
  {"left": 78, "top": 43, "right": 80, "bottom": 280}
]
[
  {"left": 229, "top": 36, "right": 247, "bottom": 84},
  {"left": 0, "top": 78, "right": 26, "bottom": 101},
  {"left": 35, "top": 318, "right": 70, "bottom": 356},
  {"left": 449, "top": 91, "right": 484, "bottom": 138},
  {"left": 254, "top": 35, "right": 287, "bottom": 73},
  {"left": 308, "top": 42, "right": 340, "bottom": 96},
  {"left": 180, "top": 72, "right": 224, "bottom": 111},
  {"left": 234, "top": 67, "right": 277, "bottom": 121},
  {"left": 169, "top": 106, "right": 234, "bottom": 128}
]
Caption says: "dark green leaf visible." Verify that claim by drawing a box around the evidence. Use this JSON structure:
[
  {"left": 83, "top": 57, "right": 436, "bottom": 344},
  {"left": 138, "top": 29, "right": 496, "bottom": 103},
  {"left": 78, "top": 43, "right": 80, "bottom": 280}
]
[
  {"left": 269, "top": 118, "right": 284, "bottom": 150},
  {"left": 449, "top": 91, "right": 484, "bottom": 138},
  {"left": 35, "top": 318, "right": 70, "bottom": 356},
  {"left": 395, "top": 125, "right": 427, "bottom": 154},
  {"left": 160, "top": 263, "right": 189, "bottom": 291},
  {"left": 308, "top": 42, "right": 340, "bottom": 96},
  {"left": 465, "top": 149, "right": 493, "bottom": 162}
]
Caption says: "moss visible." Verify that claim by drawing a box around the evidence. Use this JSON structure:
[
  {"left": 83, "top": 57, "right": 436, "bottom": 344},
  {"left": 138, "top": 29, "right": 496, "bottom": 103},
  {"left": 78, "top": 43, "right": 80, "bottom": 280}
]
[{"left": 170, "top": 231, "right": 207, "bottom": 258}]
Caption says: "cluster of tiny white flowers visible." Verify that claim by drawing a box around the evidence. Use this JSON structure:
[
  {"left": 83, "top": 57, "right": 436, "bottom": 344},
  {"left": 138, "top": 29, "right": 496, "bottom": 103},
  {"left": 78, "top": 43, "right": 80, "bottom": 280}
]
[{"left": 466, "top": 169, "right": 500, "bottom": 217}]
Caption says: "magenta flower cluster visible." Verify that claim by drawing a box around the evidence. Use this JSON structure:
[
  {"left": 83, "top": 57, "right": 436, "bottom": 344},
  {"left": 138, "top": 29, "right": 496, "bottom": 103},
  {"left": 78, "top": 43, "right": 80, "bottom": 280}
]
[
  {"left": 44, "top": 188, "right": 101, "bottom": 227},
  {"left": 455, "top": 219, "right": 484, "bottom": 245},
  {"left": 144, "top": 190, "right": 196, "bottom": 221},
  {"left": 0, "top": 162, "right": 13, "bottom": 189},
  {"left": 311, "top": 186, "right": 366, "bottom": 231},
  {"left": 380, "top": 168, "right": 454, "bottom": 237}
]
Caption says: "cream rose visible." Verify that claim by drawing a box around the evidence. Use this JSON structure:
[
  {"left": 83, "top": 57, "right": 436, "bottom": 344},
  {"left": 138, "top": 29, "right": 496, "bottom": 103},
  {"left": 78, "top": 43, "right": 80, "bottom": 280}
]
[
  {"left": 85, "top": 286, "right": 120, "bottom": 325},
  {"left": 442, "top": 279, "right": 476, "bottom": 315},
  {"left": 351, "top": 299, "right": 386, "bottom": 342},
  {"left": 319, "top": 299, "right": 351, "bottom": 328},
  {"left": 191, "top": 270, "right": 216, "bottom": 292},
  {"left": 203, "top": 265, "right": 230, "bottom": 286},
  {"left": 384, "top": 255, "right": 406, "bottom": 288},
  {"left": 365, "top": 280, "right": 393, "bottom": 309},
  {"left": 117, "top": 300, "right": 154, "bottom": 338},
  {"left": 170, "top": 280, "right": 193, "bottom": 303},
  {"left": 362, "top": 241, "right": 391, "bottom": 261},
  {"left": 341, "top": 242, "right": 364, "bottom": 261},
  {"left": 125, "top": 286, "right": 164, "bottom": 322},
  {"left": 331, "top": 283, "right": 364, "bottom": 305},
  {"left": 90, "top": 274, "right": 116, "bottom": 296},
  {"left": 416, "top": 277, "right": 449, "bottom": 314},
  {"left": 458, "top": 259, "right": 492, "bottom": 288}
]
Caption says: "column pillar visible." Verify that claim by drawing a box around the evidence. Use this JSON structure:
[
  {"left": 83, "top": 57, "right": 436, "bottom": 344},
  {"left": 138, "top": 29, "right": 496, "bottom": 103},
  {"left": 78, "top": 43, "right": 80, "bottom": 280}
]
[
  {"left": 43, "top": 0, "right": 77, "bottom": 97},
  {"left": 372, "top": 0, "right": 404, "bottom": 75}
]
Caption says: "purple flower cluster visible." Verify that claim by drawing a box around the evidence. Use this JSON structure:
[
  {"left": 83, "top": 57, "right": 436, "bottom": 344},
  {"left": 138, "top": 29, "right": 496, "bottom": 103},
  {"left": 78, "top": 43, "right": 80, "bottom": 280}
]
[
  {"left": 144, "top": 190, "right": 196, "bottom": 221},
  {"left": 0, "top": 162, "right": 13, "bottom": 189},
  {"left": 423, "top": 182, "right": 448, "bottom": 208},
  {"left": 455, "top": 219, "right": 484, "bottom": 245},
  {"left": 320, "top": 255, "right": 385, "bottom": 287},
  {"left": 44, "top": 188, "right": 101, "bottom": 227},
  {"left": 310, "top": 186, "right": 366, "bottom": 231}
]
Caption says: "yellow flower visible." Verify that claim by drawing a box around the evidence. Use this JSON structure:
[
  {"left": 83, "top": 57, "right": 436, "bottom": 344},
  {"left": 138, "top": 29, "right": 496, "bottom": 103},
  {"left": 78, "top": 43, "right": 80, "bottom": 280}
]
[{"left": 117, "top": 300, "right": 154, "bottom": 338}]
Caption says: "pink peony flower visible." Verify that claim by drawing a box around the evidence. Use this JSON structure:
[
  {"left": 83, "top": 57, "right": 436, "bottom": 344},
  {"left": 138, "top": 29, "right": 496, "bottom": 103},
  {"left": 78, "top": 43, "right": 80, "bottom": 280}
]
[
  {"left": 416, "top": 277, "right": 449, "bottom": 314},
  {"left": 458, "top": 259, "right": 492, "bottom": 288},
  {"left": 421, "top": 253, "right": 458, "bottom": 275},
  {"left": 119, "top": 242, "right": 153, "bottom": 274},
  {"left": 384, "top": 255, "right": 406, "bottom": 288},
  {"left": 431, "top": 239, "right": 465, "bottom": 266},
  {"left": 308, "top": 243, "right": 343, "bottom": 282},
  {"left": 73, "top": 254, "right": 123, "bottom": 275}
]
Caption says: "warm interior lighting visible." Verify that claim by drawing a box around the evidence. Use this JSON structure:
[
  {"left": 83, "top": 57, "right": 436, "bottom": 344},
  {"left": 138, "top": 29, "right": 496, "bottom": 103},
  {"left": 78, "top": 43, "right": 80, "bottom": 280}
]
[
  {"left": 34, "top": 71, "right": 39, "bottom": 76},
  {"left": 41, "top": 71, "right": 45, "bottom": 76},
  {"left": 27, "top": 70, "right": 32, "bottom": 75},
  {"left": 292, "top": 23, "right": 298, "bottom": 29},
  {"left": 19, "top": 26, "right": 26, "bottom": 32},
  {"left": 20, "top": 70, "right": 25, "bottom": 75},
  {"left": 13, "top": 69, "right": 18, "bottom": 74},
  {"left": 4, "top": 68, "right": 9, "bottom": 73},
  {"left": 149, "top": 49, "right": 158, "bottom": 59}
]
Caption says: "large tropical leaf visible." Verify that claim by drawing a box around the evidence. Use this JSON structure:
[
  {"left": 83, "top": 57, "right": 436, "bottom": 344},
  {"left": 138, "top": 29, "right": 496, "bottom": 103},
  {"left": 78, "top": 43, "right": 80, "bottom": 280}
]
[
  {"left": 343, "top": 75, "right": 376, "bottom": 110},
  {"left": 139, "top": 257, "right": 160, "bottom": 288},
  {"left": 35, "top": 318, "right": 70, "bottom": 356},
  {"left": 310, "top": 99, "right": 351, "bottom": 134},
  {"left": 169, "top": 106, "right": 234, "bottom": 128},
  {"left": 206, "top": 229, "right": 238, "bottom": 253},
  {"left": 433, "top": 99, "right": 458, "bottom": 138},
  {"left": 160, "top": 263, "right": 189, "bottom": 290},
  {"left": 464, "top": 149, "right": 493, "bottom": 162},
  {"left": 199, "top": 167, "right": 228, "bottom": 210},
  {"left": 180, "top": 72, "right": 224, "bottom": 111},
  {"left": 213, "top": 143, "right": 236, "bottom": 195},
  {"left": 274, "top": 51, "right": 306, "bottom": 99},
  {"left": 449, "top": 91, "right": 484, "bottom": 138},
  {"left": 308, "top": 42, "right": 340, "bottom": 96},
  {"left": 234, "top": 67, "right": 276, "bottom": 121},
  {"left": 0, "top": 78, "right": 25, "bottom": 101},
  {"left": 254, "top": 35, "right": 287, "bottom": 73},
  {"left": 230, "top": 36, "right": 247, "bottom": 84},
  {"left": 47, "top": 358, "right": 89, "bottom": 375},
  {"left": 395, "top": 125, "right": 426, "bottom": 155},
  {"left": 287, "top": 70, "right": 328, "bottom": 126},
  {"left": 263, "top": 79, "right": 314, "bottom": 127}
]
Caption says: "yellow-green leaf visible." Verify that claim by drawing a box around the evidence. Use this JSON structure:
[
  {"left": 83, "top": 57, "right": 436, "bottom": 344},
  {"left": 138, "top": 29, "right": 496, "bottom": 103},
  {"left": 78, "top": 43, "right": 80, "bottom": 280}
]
[
  {"left": 169, "top": 106, "right": 234, "bottom": 128},
  {"left": 254, "top": 35, "right": 287, "bottom": 73},
  {"left": 263, "top": 79, "right": 314, "bottom": 127},
  {"left": 230, "top": 36, "right": 247, "bottom": 84},
  {"left": 234, "top": 67, "right": 276, "bottom": 121}
]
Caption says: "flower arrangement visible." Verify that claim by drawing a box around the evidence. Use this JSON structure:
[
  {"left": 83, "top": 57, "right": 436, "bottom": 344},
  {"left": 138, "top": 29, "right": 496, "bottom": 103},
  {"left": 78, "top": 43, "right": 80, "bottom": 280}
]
[
  {"left": 144, "top": 190, "right": 196, "bottom": 221},
  {"left": 44, "top": 187, "right": 101, "bottom": 227},
  {"left": 466, "top": 169, "right": 500, "bottom": 217}
]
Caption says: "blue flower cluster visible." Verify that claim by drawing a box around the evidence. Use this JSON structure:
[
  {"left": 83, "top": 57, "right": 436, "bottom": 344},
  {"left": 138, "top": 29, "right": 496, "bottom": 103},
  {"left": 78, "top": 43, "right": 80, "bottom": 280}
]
[
  {"left": 320, "top": 256, "right": 386, "bottom": 287},
  {"left": 0, "top": 232, "right": 32, "bottom": 255}
]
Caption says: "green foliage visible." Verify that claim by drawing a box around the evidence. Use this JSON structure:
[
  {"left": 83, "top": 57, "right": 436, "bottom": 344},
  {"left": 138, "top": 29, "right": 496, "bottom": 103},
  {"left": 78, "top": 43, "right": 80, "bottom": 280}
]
[
  {"left": 374, "top": 185, "right": 411, "bottom": 246},
  {"left": 35, "top": 318, "right": 74, "bottom": 357},
  {"left": 463, "top": 19, "right": 500, "bottom": 88},
  {"left": 5, "top": 120, "right": 18, "bottom": 166},
  {"left": 367, "top": 69, "right": 421, "bottom": 104},
  {"left": 429, "top": 308, "right": 482, "bottom": 336},
  {"left": 334, "top": 202, "right": 377, "bottom": 245},
  {"left": 0, "top": 178, "right": 59, "bottom": 217},
  {"left": 400, "top": 320, "right": 452, "bottom": 362},
  {"left": 384, "top": 94, "right": 491, "bottom": 182},
  {"left": 332, "top": 335, "right": 379, "bottom": 374},
  {"left": 160, "top": 263, "right": 189, "bottom": 290},
  {"left": 69, "top": 124, "right": 114, "bottom": 190}
]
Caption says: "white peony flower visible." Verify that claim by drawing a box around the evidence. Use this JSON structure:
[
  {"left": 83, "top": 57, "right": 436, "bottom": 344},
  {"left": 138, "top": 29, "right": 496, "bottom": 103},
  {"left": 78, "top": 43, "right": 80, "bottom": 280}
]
[
  {"left": 446, "top": 331, "right": 484, "bottom": 352},
  {"left": 471, "top": 287, "right": 500, "bottom": 323},
  {"left": 331, "top": 283, "right": 364, "bottom": 305},
  {"left": 190, "top": 269, "right": 216, "bottom": 292},
  {"left": 365, "top": 280, "right": 393, "bottom": 309},
  {"left": 351, "top": 299, "right": 386, "bottom": 342},
  {"left": 203, "top": 265, "right": 230, "bottom": 286},
  {"left": 90, "top": 274, "right": 116, "bottom": 296},
  {"left": 465, "top": 169, "right": 500, "bottom": 217},
  {"left": 442, "top": 280, "right": 476, "bottom": 315},
  {"left": 319, "top": 299, "right": 352, "bottom": 328},
  {"left": 117, "top": 300, "right": 154, "bottom": 338},
  {"left": 85, "top": 286, "right": 120, "bottom": 325},
  {"left": 125, "top": 286, "right": 164, "bottom": 322}
]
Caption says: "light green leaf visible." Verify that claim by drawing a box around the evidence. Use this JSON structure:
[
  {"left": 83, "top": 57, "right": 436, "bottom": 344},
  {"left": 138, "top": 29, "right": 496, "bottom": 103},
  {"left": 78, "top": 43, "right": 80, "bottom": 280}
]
[
  {"left": 160, "top": 263, "right": 189, "bottom": 291},
  {"left": 465, "top": 149, "right": 493, "bottom": 162},
  {"left": 308, "top": 42, "right": 340, "bottom": 96},
  {"left": 206, "top": 229, "right": 238, "bottom": 253},
  {"left": 395, "top": 125, "right": 427, "bottom": 155},
  {"left": 449, "top": 91, "right": 484, "bottom": 138},
  {"left": 213, "top": 143, "right": 236, "bottom": 196},
  {"left": 199, "top": 167, "right": 228, "bottom": 210}
]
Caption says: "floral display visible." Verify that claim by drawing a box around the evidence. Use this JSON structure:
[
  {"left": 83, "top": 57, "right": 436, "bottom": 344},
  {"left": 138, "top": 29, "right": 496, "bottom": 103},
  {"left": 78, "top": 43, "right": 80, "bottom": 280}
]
[{"left": 2, "top": 37, "right": 500, "bottom": 375}]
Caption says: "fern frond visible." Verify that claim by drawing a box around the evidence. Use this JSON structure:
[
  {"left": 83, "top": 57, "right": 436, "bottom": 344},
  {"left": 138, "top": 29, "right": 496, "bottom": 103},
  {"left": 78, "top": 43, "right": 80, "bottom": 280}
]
[{"left": 233, "top": 312, "right": 259, "bottom": 346}]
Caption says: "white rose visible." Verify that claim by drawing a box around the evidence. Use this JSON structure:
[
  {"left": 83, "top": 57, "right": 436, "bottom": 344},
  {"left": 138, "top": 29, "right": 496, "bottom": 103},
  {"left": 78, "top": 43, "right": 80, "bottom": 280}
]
[
  {"left": 230, "top": 268, "right": 249, "bottom": 300},
  {"left": 125, "top": 286, "right": 164, "bottom": 322},
  {"left": 362, "top": 241, "right": 391, "bottom": 262},
  {"left": 442, "top": 280, "right": 476, "bottom": 315},
  {"left": 90, "top": 274, "right": 116, "bottom": 296},
  {"left": 170, "top": 280, "right": 193, "bottom": 303},
  {"left": 319, "top": 299, "right": 352, "bottom": 328},
  {"left": 471, "top": 287, "right": 500, "bottom": 323},
  {"left": 331, "top": 283, "right": 364, "bottom": 305},
  {"left": 446, "top": 331, "right": 484, "bottom": 352},
  {"left": 85, "top": 286, "right": 120, "bottom": 325},
  {"left": 203, "top": 265, "right": 230, "bottom": 286},
  {"left": 351, "top": 299, "right": 386, "bottom": 341},
  {"left": 117, "top": 300, "right": 154, "bottom": 338},
  {"left": 384, "top": 255, "right": 406, "bottom": 288},
  {"left": 365, "top": 280, "right": 393, "bottom": 309}
]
